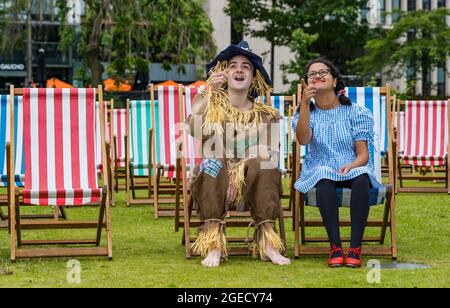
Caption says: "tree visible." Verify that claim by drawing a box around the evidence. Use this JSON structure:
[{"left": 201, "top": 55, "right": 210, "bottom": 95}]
[
  {"left": 225, "top": 0, "right": 371, "bottom": 87},
  {"left": 57, "top": 0, "right": 217, "bottom": 86},
  {"left": 0, "top": 0, "right": 34, "bottom": 83},
  {"left": 279, "top": 28, "right": 318, "bottom": 92},
  {"left": 352, "top": 8, "right": 450, "bottom": 96}
]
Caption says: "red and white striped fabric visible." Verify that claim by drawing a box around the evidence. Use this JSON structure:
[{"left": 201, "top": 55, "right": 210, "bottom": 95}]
[
  {"left": 394, "top": 111, "right": 406, "bottom": 154},
  {"left": 112, "top": 109, "right": 129, "bottom": 168},
  {"left": 402, "top": 100, "right": 448, "bottom": 166},
  {"left": 22, "top": 88, "right": 102, "bottom": 206},
  {"left": 95, "top": 101, "right": 110, "bottom": 170},
  {"left": 156, "top": 86, "right": 182, "bottom": 178},
  {"left": 183, "top": 87, "right": 203, "bottom": 173}
]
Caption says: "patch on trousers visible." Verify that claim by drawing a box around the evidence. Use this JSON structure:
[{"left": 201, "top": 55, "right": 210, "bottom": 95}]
[{"left": 199, "top": 159, "right": 223, "bottom": 178}]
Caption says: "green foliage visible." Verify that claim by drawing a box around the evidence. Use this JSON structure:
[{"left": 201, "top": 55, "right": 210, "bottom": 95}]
[
  {"left": 0, "top": 180, "right": 449, "bottom": 287},
  {"left": 56, "top": 0, "right": 74, "bottom": 52},
  {"left": 352, "top": 9, "right": 450, "bottom": 95},
  {"left": 365, "top": 76, "right": 379, "bottom": 87},
  {"left": 61, "top": 0, "right": 216, "bottom": 82},
  {"left": 0, "top": 0, "right": 29, "bottom": 53},
  {"left": 280, "top": 29, "right": 319, "bottom": 92},
  {"left": 225, "top": 0, "right": 371, "bottom": 88}
]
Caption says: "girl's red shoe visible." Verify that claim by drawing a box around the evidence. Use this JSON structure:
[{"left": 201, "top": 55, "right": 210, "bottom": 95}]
[
  {"left": 328, "top": 244, "right": 344, "bottom": 267},
  {"left": 346, "top": 247, "right": 362, "bottom": 268}
]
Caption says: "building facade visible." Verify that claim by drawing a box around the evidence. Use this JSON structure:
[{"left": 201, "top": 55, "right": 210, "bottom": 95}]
[
  {"left": 0, "top": 0, "right": 79, "bottom": 90},
  {"left": 203, "top": 0, "right": 294, "bottom": 93},
  {"left": 205, "top": 0, "right": 450, "bottom": 95},
  {"left": 366, "top": 0, "right": 450, "bottom": 96},
  {"left": 1, "top": 0, "right": 448, "bottom": 95},
  {"left": 0, "top": 0, "right": 200, "bottom": 91}
]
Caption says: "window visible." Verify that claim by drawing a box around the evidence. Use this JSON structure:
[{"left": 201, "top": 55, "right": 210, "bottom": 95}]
[
  {"left": 408, "top": 0, "right": 416, "bottom": 11},
  {"left": 437, "top": 0, "right": 445, "bottom": 8},
  {"left": 392, "top": 0, "right": 401, "bottom": 22},
  {"left": 407, "top": 29, "right": 416, "bottom": 41},
  {"left": 422, "top": 0, "right": 431, "bottom": 10},
  {"left": 424, "top": 70, "right": 432, "bottom": 96},
  {"left": 407, "top": 64, "right": 417, "bottom": 95},
  {"left": 407, "top": 65, "right": 416, "bottom": 81},
  {"left": 31, "top": 0, "right": 60, "bottom": 21},
  {"left": 378, "top": 0, "right": 385, "bottom": 24},
  {"left": 437, "top": 66, "right": 445, "bottom": 96},
  {"left": 230, "top": 17, "right": 243, "bottom": 45}
]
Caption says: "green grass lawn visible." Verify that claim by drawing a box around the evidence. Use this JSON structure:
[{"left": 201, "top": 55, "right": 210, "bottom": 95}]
[{"left": 0, "top": 178, "right": 449, "bottom": 288}]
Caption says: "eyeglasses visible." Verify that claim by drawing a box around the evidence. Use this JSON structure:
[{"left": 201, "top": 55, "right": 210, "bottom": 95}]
[{"left": 306, "top": 69, "right": 331, "bottom": 80}]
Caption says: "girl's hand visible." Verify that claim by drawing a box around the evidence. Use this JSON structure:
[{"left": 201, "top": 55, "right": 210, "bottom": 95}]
[
  {"left": 339, "top": 165, "right": 352, "bottom": 175},
  {"left": 301, "top": 79, "right": 316, "bottom": 107}
]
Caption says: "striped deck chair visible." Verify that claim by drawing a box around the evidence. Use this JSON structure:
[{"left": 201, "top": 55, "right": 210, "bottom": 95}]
[
  {"left": 1, "top": 95, "right": 64, "bottom": 229},
  {"left": 380, "top": 95, "right": 391, "bottom": 175},
  {"left": 8, "top": 86, "right": 112, "bottom": 260},
  {"left": 395, "top": 111, "right": 406, "bottom": 156},
  {"left": 293, "top": 84, "right": 397, "bottom": 259},
  {"left": 267, "top": 94, "right": 296, "bottom": 220},
  {"left": 175, "top": 86, "right": 202, "bottom": 232},
  {"left": 1, "top": 94, "right": 24, "bottom": 227},
  {"left": 126, "top": 97, "right": 179, "bottom": 209},
  {"left": 395, "top": 100, "right": 449, "bottom": 193},
  {"left": 150, "top": 84, "right": 185, "bottom": 218},
  {"left": 112, "top": 108, "right": 129, "bottom": 192},
  {"left": 96, "top": 100, "right": 114, "bottom": 204},
  {"left": 126, "top": 99, "right": 154, "bottom": 206},
  {"left": 392, "top": 106, "right": 413, "bottom": 189},
  {"left": 179, "top": 91, "right": 286, "bottom": 259}
]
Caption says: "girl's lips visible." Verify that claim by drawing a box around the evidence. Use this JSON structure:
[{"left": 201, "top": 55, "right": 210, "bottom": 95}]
[{"left": 312, "top": 80, "right": 324, "bottom": 85}]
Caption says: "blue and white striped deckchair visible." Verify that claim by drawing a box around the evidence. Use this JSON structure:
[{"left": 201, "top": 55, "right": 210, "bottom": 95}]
[
  {"left": 346, "top": 87, "right": 383, "bottom": 182},
  {"left": 380, "top": 96, "right": 389, "bottom": 156},
  {"left": 295, "top": 85, "right": 396, "bottom": 259},
  {"left": 303, "top": 87, "right": 386, "bottom": 207},
  {"left": 271, "top": 96, "right": 287, "bottom": 173},
  {"left": 0, "top": 95, "right": 24, "bottom": 188}
]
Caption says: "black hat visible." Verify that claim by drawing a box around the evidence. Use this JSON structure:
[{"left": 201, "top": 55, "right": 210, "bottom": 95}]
[{"left": 206, "top": 41, "right": 272, "bottom": 86}]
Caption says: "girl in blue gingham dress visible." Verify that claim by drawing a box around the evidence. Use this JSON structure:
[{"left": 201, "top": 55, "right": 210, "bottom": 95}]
[
  {"left": 292, "top": 103, "right": 380, "bottom": 193},
  {"left": 293, "top": 58, "right": 382, "bottom": 268}
]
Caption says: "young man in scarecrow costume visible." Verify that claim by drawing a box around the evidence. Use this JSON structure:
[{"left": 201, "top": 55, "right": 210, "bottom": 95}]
[{"left": 187, "top": 41, "right": 291, "bottom": 267}]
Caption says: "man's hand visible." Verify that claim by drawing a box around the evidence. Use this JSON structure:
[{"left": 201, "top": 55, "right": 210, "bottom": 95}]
[{"left": 210, "top": 68, "right": 230, "bottom": 93}]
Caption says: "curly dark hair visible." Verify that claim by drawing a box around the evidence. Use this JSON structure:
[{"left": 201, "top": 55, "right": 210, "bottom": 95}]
[{"left": 304, "top": 58, "right": 352, "bottom": 106}]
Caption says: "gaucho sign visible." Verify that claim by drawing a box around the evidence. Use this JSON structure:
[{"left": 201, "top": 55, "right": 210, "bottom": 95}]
[{"left": 0, "top": 63, "right": 25, "bottom": 71}]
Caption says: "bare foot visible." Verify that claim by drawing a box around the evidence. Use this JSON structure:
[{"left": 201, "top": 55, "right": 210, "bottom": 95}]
[
  {"left": 201, "top": 249, "right": 221, "bottom": 267},
  {"left": 263, "top": 243, "right": 291, "bottom": 266}
]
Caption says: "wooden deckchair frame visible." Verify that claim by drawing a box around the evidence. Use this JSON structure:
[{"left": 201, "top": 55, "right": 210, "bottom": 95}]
[
  {"left": 1, "top": 95, "right": 66, "bottom": 229},
  {"left": 8, "top": 85, "right": 112, "bottom": 261},
  {"left": 98, "top": 99, "right": 115, "bottom": 206},
  {"left": 393, "top": 98, "right": 450, "bottom": 194},
  {"left": 125, "top": 91, "right": 182, "bottom": 217},
  {"left": 293, "top": 83, "right": 397, "bottom": 260},
  {"left": 176, "top": 94, "right": 287, "bottom": 258},
  {"left": 266, "top": 93, "right": 297, "bottom": 220},
  {"left": 381, "top": 95, "right": 396, "bottom": 176},
  {"left": 125, "top": 98, "right": 156, "bottom": 208},
  {"left": 110, "top": 105, "right": 129, "bottom": 193},
  {"left": 150, "top": 84, "right": 185, "bottom": 218}
]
